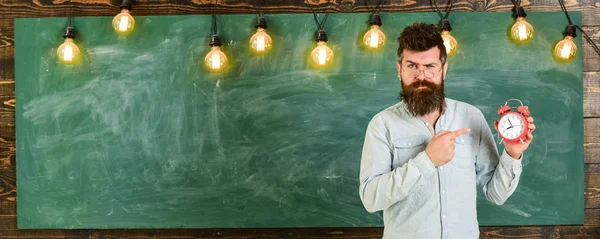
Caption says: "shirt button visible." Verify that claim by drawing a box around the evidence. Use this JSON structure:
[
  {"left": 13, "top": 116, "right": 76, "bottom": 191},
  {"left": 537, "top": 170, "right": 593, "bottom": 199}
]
[
  {"left": 442, "top": 215, "right": 446, "bottom": 220},
  {"left": 461, "top": 139, "right": 465, "bottom": 143},
  {"left": 442, "top": 191, "right": 446, "bottom": 195},
  {"left": 439, "top": 166, "right": 444, "bottom": 171},
  {"left": 408, "top": 142, "right": 412, "bottom": 146}
]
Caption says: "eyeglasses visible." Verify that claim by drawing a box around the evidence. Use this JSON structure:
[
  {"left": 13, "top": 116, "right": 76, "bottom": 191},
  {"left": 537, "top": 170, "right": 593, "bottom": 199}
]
[{"left": 401, "top": 63, "right": 443, "bottom": 78}]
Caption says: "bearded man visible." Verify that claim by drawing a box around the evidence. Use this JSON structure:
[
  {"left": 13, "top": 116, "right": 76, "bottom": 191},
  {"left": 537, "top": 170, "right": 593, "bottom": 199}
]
[{"left": 358, "top": 22, "right": 536, "bottom": 239}]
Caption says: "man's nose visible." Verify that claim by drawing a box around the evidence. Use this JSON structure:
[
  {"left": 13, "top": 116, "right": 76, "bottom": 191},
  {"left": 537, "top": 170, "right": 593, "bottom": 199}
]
[{"left": 415, "top": 69, "right": 427, "bottom": 80}]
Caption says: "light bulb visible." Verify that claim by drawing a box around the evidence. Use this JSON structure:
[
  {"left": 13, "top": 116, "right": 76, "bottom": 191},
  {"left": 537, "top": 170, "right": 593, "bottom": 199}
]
[
  {"left": 57, "top": 38, "right": 80, "bottom": 64},
  {"left": 311, "top": 41, "right": 334, "bottom": 66},
  {"left": 510, "top": 17, "right": 534, "bottom": 42},
  {"left": 57, "top": 27, "right": 80, "bottom": 64},
  {"left": 112, "top": 9, "right": 135, "bottom": 34},
  {"left": 250, "top": 28, "right": 273, "bottom": 53},
  {"left": 441, "top": 30, "right": 458, "bottom": 56},
  {"left": 204, "top": 46, "right": 227, "bottom": 71},
  {"left": 363, "top": 25, "right": 385, "bottom": 50},
  {"left": 554, "top": 36, "right": 577, "bottom": 61}
]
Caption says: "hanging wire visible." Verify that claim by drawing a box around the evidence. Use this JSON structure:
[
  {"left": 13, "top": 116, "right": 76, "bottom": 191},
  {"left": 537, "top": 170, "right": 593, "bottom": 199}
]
[
  {"left": 65, "top": 0, "right": 73, "bottom": 27},
  {"left": 246, "top": 0, "right": 260, "bottom": 16},
  {"left": 364, "top": 0, "right": 387, "bottom": 14},
  {"left": 557, "top": 0, "right": 600, "bottom": 57},
  {"left": 557, "top": 0, "right": 573, "bottom": 26},
  {"left": 212, "top": 14, "right": 218, "bottom": 34},
  {"left": 304, "top": 0, "right": 332, "bottom": 30},
  {"left": 249, "top": 0, "right": 266, "bottom": 17},
  {"left": 210, "top": 0, "right": 220, "bottom": 35},
  {"left": 430, "top": 0, "right": 455, "bottom": 20}
]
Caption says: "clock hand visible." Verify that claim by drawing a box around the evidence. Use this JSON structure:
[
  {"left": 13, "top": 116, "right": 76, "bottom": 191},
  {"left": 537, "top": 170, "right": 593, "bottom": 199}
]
[{"left": 507, "top": 118, "right": 514, "bottom": 127}]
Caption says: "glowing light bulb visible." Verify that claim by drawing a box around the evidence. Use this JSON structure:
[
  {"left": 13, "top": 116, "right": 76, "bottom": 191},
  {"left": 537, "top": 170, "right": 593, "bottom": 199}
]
[
  {"left": 363, "top": 25, "right": 385, "bottom": 49},
  {"left": 250, "top": 28, "right": 273, "bottom": 53},
  {"left": 554, "top": 36, "right": 577, "bottom": 61},
  {"left": 204, "top": 46, "right": 227, "bottom": 71},
  {"left": 112, "top": 9, "right": 135, "bottom": 34},
  {"left": 311, "top": 41, "right": 334, "bottom": 66},
  {"left": 57, "top": 27, "right": 80, "bottom": 64},
  {"left": 441, "top": 30, "right": 458, "bottom": 56},
  {"left": 511, "top": 17, "right": 534, "bottom": 42}
]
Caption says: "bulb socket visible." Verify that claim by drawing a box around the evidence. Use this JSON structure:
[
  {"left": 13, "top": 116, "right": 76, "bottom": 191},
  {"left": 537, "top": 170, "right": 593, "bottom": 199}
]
[
  {"left": 209, "top": 34, "right": 222, "bottom": 47},
  {"left": 440, "top": 19, "right": 452, "bottom": 31},
  {"left": 255, "top": 16, "right": 268, "bottom": 29},
  {"left": 316, "top": 29, "right": 328, "bottom": 42},
  {"left": 120, "top": 0, "right": 133, "bottom": 10},
  {"left": 370, "top": 13, "right": 382, "bottom": 26},
  {"left": 564, "top": 24, "right": 577, "bottom": 38},
  {"left": 514, "top": 6, "right": 527, "bottom": 18},
  {"left": 63, "top": 27, "right": 76, "bottom": 39}
]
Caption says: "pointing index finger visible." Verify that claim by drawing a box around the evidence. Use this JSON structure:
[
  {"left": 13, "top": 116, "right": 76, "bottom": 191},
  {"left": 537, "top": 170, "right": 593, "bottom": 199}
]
[{"left": 450, "top": 128, "right": 471, "bottom": 137}]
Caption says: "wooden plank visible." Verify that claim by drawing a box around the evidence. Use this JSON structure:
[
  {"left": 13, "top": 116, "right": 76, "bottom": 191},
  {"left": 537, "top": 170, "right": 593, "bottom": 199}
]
[
  {"left": 0, "top": 1, "right": 597, "bottom": 28},
  {"left": 584, "top": 119, "right": 600, "bottom": 207},
  {"left": 584, "top": 72, "right": 599, "bottom": 118},
  {"left": 0, "top": 165, "right": 15, "bottom": 216},
  {"left": 481, "top": 218, "right": 599, "bottom": 238},
  {"left": 0, "top": 36, "right": 12, "bottom": 49},
  {"left": 585, "top": 163, "right": 599, "bottom": 209},
  {"left": 0, "top": 78, "right": 14, "bottom": 143},
  {"left": 582, "top": 26, "right": 599, "bottom": 51},
  {"left": 585, "top": 118, "right": 600, "bottom": 144},
  {"left": 481, "top": 209, "right": 600, "bottom": 238},
  {"left": 583, "top": 46, "right": 600, "bottom": 72},
  {"left": 585, "top": 143, "right": 600, "bottom": 164},
  {"left": 0, "top": 47, "right": 14, "bottom": 81},
  {"left": 582, "top": 7, "right": 600, "bottom": 26},
  {"left": 0, "top": 138, "right": 14, "bottom": 167},
  {"left": 0, "top": 220, "right": 383, "bottom": 238}
]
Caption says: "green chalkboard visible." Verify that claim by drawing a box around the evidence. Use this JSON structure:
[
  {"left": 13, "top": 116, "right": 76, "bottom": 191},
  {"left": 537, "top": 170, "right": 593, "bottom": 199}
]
[{"left": 16, "top": 12, "right": 583, "bottom": 228}]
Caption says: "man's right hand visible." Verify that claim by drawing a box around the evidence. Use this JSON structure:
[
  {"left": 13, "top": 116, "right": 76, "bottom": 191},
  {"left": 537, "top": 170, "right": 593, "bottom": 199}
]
[{"left": 425, "top": 128, "right": 471, "bottom": 167}]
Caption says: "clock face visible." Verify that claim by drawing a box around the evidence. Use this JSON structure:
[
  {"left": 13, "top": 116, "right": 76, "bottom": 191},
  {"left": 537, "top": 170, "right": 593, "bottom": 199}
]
[{"left": 498, "top": 113, "right": 526, "bottom": 140}]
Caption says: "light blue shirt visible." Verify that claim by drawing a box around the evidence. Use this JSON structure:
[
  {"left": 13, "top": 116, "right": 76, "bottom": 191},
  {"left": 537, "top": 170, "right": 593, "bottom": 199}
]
[{"left": 359, "top": 98, "right": 523, "bottom": 239}]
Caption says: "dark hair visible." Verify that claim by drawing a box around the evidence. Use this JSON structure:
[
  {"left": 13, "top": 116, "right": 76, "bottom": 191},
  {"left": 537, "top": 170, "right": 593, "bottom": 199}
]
[{"left": 397, "top": 22, "right": 447, "bottom": 65}]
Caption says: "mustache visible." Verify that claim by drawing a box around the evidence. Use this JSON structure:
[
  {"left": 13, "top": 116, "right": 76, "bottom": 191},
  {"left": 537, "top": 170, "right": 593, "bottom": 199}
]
[{"left": 407, "top": 80, "right": 437, "bottom": 91}]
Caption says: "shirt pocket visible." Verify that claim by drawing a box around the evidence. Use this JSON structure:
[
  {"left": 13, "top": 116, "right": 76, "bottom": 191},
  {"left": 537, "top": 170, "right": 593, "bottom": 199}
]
[
  {"left": 453, "top": 133, "right": 476, "bottom": 169},
  {"left": 392, "top": 135, "right": 426, "bottom": 169}
]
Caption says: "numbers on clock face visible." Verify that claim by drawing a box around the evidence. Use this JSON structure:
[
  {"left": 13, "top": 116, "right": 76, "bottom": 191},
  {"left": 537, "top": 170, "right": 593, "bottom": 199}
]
[{"left": 498, "top": 113, "right": 525, "bottom": 140}]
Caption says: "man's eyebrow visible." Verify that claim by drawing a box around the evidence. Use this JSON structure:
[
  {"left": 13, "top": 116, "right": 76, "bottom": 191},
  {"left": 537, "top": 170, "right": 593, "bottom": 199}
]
[{"left": 404, "top": 60, "right": 438, "bottom": 66}]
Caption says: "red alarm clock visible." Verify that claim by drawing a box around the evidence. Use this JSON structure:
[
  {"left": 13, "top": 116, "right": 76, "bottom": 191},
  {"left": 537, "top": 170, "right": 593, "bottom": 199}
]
[{"left": 495, "top": 99, "right": 531, "bottom": 144}]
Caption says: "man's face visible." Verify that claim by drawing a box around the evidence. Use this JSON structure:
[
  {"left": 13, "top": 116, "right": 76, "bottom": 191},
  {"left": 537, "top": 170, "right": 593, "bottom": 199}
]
[{"left": 396, "top": 47, "right": 448, "bottom": 116}]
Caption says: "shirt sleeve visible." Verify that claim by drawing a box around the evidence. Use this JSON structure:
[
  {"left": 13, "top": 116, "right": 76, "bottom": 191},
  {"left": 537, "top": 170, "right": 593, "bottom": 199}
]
[
  {"left": 475, "top": 111, "right": 523, "bottom": 205},
  {"left": 359, "top": 115, "right": 437, "bottom": 213}
]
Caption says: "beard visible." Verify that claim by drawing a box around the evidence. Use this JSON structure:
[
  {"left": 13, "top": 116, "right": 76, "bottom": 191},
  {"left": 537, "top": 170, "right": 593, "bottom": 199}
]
[{"left": 399, "top": 79, "right": 445, "bottom": 117}]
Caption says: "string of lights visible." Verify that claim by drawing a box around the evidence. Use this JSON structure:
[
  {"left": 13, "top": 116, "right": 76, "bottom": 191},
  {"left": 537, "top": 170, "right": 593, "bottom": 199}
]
[{"left": 53, "top": 1, "right": 598, "bottom": 69}]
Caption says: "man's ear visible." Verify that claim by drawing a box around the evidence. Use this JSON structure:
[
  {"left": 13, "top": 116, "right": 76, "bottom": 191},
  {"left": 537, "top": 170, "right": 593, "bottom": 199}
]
[
  {"left": 442, "top": 62, "right": 449, "bottom": 81},
  {"left": 396, "top": 61, "right": 402, "bottom": 76}
]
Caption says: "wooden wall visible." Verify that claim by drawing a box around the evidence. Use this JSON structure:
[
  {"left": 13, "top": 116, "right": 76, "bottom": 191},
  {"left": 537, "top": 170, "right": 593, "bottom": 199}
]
[{"left": 0, "top": 0, "right": 598, "bottom": 238}]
